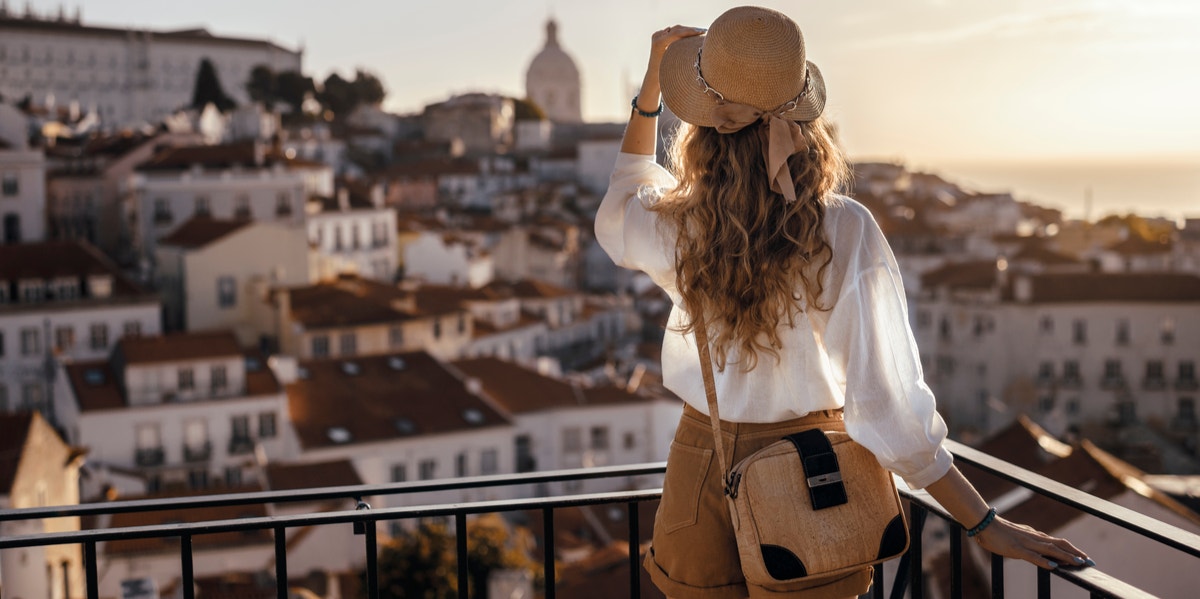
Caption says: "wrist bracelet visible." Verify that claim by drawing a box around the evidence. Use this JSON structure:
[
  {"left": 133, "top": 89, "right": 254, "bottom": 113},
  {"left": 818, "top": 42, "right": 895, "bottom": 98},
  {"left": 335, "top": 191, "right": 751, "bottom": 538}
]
[
  {"left": 966, "top": 507, "right": 998, "bottom": 537},
  {"left": 631, "top": 95, "right": 664, "bottom": 118}
]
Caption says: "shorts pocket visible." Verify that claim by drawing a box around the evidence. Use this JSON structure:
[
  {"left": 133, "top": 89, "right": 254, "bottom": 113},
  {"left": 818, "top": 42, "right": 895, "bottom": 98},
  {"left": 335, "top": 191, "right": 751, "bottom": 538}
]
[{"left": 659, "top": 442, "right": 714, "bottom": 534}]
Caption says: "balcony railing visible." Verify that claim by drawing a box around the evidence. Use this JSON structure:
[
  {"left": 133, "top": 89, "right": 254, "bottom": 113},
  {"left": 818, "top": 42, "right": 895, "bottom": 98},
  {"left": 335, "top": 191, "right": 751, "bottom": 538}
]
[
  {"left": 133, "top": 446, "right": 164, "bottom": 467},
  {"left": 183, "top": 441, "right": 212, "bottom": 463},
  {"left": 2, "top": 440, "right": 1198, "bottom": 599},
  {"left": 228, "top": 436, "right": 255, "bottom": 455}
]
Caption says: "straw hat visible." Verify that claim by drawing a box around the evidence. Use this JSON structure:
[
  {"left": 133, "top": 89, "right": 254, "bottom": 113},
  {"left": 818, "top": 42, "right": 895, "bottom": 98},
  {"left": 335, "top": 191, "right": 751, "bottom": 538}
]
[{"left": 660, "top": 6, "right": 826, "bottom": 127}]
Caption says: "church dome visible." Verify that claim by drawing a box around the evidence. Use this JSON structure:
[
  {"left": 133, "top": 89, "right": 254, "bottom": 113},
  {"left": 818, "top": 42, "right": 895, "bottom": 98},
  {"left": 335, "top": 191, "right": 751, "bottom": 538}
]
[{"left": 525, "top": 19, "right": 582, "bottom": 123}]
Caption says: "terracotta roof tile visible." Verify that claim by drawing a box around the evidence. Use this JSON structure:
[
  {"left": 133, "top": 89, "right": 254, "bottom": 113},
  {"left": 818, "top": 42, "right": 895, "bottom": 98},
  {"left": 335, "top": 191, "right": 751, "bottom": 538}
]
[
  {"left": 1107, "top": 236, "right": 1173, "bottom": 255},
  {"left": 920, "top": 260, "right": 998, "bottom": 290},
  {"left": 286, "top": 352, "right": 510, "bottom": 450},
  {"left": 0, "top": 241, "right": 147, "bottom": 296},
  {"left": 116, "top": 331, "right": 243, "bottom": 365},
  {"left": 1022, "top": 273, "right": 1200, "bottom": 303},
  {"left": 454, "top": 357, "right": 647, "bottom": 414},
  {"left": 0, "top": 413, "right": 35, "bottom": 494},
  {"left": 64, "top": 361, "right": 125, "bottom": 411},
  {"left": 285, "top": 277, "right": 421, "bottom": 329},
  {"left": 158, "top": 217, "right": 251, "bottom": 249},
  {"left": 265, "top": 460, "right": 363, "bottom": 492},
  {"left": 481, "top": 279, "right": 576, "bottom": 300},
  {"left": 104, "top": 486, "right": 272, "bottom": 555}
]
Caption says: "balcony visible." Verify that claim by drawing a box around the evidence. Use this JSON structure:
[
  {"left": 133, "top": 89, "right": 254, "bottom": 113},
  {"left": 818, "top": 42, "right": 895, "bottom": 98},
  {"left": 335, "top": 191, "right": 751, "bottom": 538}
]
[
  {"left": 183, "top": 441, "right": 212, "bottom": 463},
  {"left": 1100, "top": 375, "right": 1127, "bottom": 391},
  {"left": 227, "top": 436, "right": 255, "bottom": 456},
  {"left": 133, "top": 446, "right": 164, "bottom": 467},
  {"left": 1142, "top": 377, "right": 1168, "bottom": 392},
  {"left": 2, "top": 440, "right": 1197, "bottom": 599},
  {"left": 1176, "top": 378, "right": 1199, "bottom": 392}
]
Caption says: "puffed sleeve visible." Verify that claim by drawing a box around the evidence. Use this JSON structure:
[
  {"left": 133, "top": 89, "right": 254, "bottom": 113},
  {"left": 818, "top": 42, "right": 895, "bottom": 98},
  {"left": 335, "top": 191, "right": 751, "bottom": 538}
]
[
  {"left": 816, "top": 200, "right": 953, "bottom": 489},
  {"left": 594, "top": 152, "right": 680, "bottom": 295}
]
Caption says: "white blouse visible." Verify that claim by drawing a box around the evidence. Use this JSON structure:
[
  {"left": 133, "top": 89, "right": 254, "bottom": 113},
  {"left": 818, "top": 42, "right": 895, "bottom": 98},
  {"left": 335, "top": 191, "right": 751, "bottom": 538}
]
[{"left": 595, "top": 152, "right": 953, "bottom": 489}]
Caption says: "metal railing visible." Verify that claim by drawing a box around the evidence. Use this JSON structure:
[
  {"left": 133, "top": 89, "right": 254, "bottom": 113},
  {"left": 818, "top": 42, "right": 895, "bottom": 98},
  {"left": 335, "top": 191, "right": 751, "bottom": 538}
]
[{"left": 2, "top": 440, "right": 1198, "bottom": 599}]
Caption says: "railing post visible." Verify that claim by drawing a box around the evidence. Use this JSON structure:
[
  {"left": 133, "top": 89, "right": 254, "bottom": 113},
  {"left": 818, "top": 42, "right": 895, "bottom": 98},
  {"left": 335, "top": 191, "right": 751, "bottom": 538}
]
[
  {"left": 1037, "top": 567, "right": 1051, "bottom": 599},
  {"left": 543, "top": 507, "right": 556, "bottom": 599},
  {"left": 950, "top": 522, "right": 963, "bottom": 599},
  {"left": 84, "top": 541, "right": 98, "bottom": 599},
  {"left": 456, "top": 512, "right": 469, "bottom": 599},
  {"left": 872, "top": 563, "right": 884, "bottom": 599},
  {"left": 991, "top": 553, "right": 1005, "bottom": 599},
  {"left": 274, "top": 526, "right": 287, "bottom": 599},
  {"left": 909, "top": 504, "right": 927, "bottom": 599},
  {"left": 364, "top": 519, "right": 378, "bottom": 599},
  {"left": 628, "top": 502, "right": 640, "bottom": 599},
  {"left": 180, "top": 534, "right": 194, "bottom": 599}
]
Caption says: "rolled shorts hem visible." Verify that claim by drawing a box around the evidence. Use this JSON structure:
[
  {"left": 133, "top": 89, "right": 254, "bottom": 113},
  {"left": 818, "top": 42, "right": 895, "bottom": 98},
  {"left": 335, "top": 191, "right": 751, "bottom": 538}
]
[{"left": 644, "top": 548, "right": 748, "bottom": 599}]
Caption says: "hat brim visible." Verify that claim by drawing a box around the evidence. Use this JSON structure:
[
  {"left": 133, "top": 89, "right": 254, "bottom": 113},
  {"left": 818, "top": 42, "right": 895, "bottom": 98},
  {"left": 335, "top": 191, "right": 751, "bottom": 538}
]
[{"left": 659, "top": 33, "right": 826, "bottom": 127}]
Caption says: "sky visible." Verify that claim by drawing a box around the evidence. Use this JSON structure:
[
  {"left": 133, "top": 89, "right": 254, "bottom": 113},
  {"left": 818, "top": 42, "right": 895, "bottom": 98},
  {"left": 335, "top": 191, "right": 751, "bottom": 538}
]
[{"left": 20, "top": 0, "right": 1200, "bottom": 167}]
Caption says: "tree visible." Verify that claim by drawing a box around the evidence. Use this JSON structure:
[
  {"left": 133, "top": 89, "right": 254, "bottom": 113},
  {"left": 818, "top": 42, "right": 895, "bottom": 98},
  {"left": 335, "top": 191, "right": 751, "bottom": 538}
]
[
  {"left": 317, "top": 69, "right": 387, "bottom": 120},
  {"left": 512, "top": 98, "right": 547, "bottom": 121},
  {"left": 372, "top": 514, "right": 541, "bottom": 599},
  {"left": 190, "top": 58, "right": 236, "bottom": 112},
  {"left": 246, "top": 65, "right": 316, "bottom": 114},
  {"left": 246, "top": 65, "right": 277, "bottom": 104}
]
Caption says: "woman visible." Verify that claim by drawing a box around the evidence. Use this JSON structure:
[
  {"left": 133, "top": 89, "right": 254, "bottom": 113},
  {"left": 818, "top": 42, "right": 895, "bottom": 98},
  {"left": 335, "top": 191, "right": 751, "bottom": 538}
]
[{"left": 595, "top": 6, "right": 1090, "bottom": 599}]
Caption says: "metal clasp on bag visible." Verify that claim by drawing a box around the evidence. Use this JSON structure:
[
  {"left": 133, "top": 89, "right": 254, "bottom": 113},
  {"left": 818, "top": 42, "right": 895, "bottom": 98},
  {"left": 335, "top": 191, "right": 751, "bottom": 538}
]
[
  {"left": 806, "top": 471, "right": 843, "bottom": 488},
  {"left": 803, "top": 452, "right": 842, "bottom": 488}
]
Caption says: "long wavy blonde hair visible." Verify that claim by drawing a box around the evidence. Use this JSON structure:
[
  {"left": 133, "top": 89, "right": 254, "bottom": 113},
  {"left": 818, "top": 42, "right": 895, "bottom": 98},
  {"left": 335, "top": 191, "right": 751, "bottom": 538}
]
[{"left": 653, "top": 117, "right": 850, "bottom": 371}]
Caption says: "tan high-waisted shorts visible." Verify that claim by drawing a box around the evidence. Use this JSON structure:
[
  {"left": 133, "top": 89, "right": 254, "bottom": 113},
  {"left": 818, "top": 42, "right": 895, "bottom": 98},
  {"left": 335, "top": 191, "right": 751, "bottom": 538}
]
[{"left": 644, "top": 404, "right": 875, "bottom": 599}]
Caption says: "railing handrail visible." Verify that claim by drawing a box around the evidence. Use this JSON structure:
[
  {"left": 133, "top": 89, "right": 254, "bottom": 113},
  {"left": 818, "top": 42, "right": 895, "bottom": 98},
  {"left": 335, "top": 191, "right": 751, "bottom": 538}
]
[
  {"left": 0, "top": 461, "right": 667, "bottom": 522},
  {"left": 0, "top": 488, "right": 664, "bottom": 550},
  {"left": 945, "top": 439, "right": 1200, "bottom": 559}
]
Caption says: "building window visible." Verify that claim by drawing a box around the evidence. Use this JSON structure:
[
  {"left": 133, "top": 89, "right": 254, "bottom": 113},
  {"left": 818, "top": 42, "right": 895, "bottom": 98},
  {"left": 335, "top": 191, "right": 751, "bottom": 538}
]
[
  {"left": 916, "top": 310, "right": 931, "bottom": 329},
  {"left": 938, "top": 316, "right": 951, "bottom": 341},
  {"left": 19, "top": 327, "right": 39, "bottom": 356},
  {"left": 351, "top": 225, "right": 360, "bottom": 250},
  {"left": 1116, "top": 319, "right": 1130, "bottom": 346},
  {"left": 1038, "top": 396, "right": 1055, "bottom": 413},
  {"left": 624, "top": 432, "right": 637, "bottom": 450},
  {"left": 211, "top": 366, "right": 228, "bottom": 391},
  {"left": 1062, "top": 360, "right": 1081, "bottom": 385},
  {"left": 1, "top": 174, "right": 17, "bottom": 196},
  {"left": 234, "top": 195, "right": 251, "bottom": 219},
  {"left": 1162, "top": 317, "right": 1176, "bottom": 345},
  {"left": 480, "top": 449, "right": 498, "bottom": 475},
  {"left": 194, "top": 195, "right": 211, "bottom": 217},
  {"left": 311, "top": 335, "right": 330, "bottom": 358},
  {"left": 188, "top": 469, "right": 209, "bottom": 490},
  {"left": 217, "top": 276, "right": 236, "bottom": 308},
  {"left": 89, "top": 323, "right": 108, "bottom": 351},
  {"left": 391, "top": 463, "right": 408, "bottom": 483},
  {"left": 0, "top": 385, "right": 8, "bottom": 412},
  {"left": 515, "top": 435, "right": 535, "bottom": 473},
  {"left": 1066, "top": 398, "right": 1080, "bottom": 415},
  {"left": 457, "top": 314, "right": 466, "bottom": 335},
  {"left": 418, "top": 459, "right": 437, "bottom": 480},
  {"left": 123, "top": 321, "right": 142, "bottom": 338},
  {"left": 1144, "top": 361, "right": 1166, "bottom": 389},
  {"left": 1036, "top": 361, "right": 1054, "bottom": 383},
  {"left": 389, "top": 326, "right": 404, "bottom": 348},
  {"left": 21, "top": 383, "right": 44, "bottom": 410},
  {"left": 563, "top": 427, "right": 582, "bottom": 453},
  {"left": 433, "top": 320, "right": 442, "bottom": 340},
  {"left": 153, "top": 198, "right": 173, "bottom": 225},
  {"left": 258, "top": 412, "right": 277, "bottom": 438},
  {"left": 590, "top": 426, "right": 610, "bottom": 451},
  {"left": 225, "top": 466, "right": 243, "bottom": 487},
  {"left": 339, "top": 332, "right": 357, "bottom": 356},
  {"left": 1180, "top": 361, "right": 1197, "bottom": 388},
  {"left": 455, "top": 452, "right": 467, "bottom": 477},
  {"left": 1072, "top": 319, "right": 1087, "bottom": 345},
  {"left": 1102, "top": 360, "right": 1124, "bottom": 388},
  {"left": 178, "top": 368, "right": 195, "bottom": 391},
  {"left": 275, "top": 192, "right": 292, "bottom": 217},
  {"left": 1179, "top": 398, "right": 1196, "bottom": 424},
  {"left": 1039, "top": 316, "right": 1054, "bottom": 335},
  {"left": 229, "top": 415, "right": 252, "bottom": 454}
]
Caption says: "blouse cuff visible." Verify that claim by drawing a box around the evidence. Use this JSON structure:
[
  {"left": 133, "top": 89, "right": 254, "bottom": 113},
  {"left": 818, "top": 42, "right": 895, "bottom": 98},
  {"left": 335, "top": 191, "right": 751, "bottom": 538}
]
[{"left": 900, "top": 445, "right": 955, "bottom": 490}]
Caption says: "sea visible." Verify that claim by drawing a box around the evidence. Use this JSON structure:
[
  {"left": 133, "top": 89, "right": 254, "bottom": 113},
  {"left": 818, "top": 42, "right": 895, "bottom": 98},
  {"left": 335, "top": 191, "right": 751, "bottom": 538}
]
[{"left": 906, "top": 160, "right": 1200, "bottom": 223}]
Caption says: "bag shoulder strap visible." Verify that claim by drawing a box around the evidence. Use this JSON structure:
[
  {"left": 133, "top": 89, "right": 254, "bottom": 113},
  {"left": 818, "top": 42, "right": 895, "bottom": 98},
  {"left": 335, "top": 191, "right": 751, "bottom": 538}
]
[{"left": 693, "top": 306, "right": 824, "bottom": 491}]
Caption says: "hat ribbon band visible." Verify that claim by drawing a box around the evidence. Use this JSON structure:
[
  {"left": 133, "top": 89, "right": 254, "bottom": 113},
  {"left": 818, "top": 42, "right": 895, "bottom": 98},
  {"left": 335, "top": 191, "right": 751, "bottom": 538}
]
[{"left": 713, "top": 103, "right": 810, "bottom": 203}]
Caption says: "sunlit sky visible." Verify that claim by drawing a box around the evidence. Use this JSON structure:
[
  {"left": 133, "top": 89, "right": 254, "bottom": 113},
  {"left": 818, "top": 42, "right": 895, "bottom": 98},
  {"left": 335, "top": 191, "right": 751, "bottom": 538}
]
[{"left": 25, "top": 0, "right": 1200, "bottom": 166}]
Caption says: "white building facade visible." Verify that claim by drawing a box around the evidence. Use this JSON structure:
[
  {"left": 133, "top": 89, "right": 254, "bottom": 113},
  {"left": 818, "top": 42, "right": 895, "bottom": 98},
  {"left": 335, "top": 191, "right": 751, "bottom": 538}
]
[{"left": 0, "top": 10, "right": 302, "bottom": 128}]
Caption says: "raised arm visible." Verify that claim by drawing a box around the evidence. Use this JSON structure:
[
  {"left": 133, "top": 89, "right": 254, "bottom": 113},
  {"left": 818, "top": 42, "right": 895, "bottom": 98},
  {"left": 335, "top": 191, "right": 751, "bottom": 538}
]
[{"left": 619, "top": 25, "right": 706, "bottom": 156}]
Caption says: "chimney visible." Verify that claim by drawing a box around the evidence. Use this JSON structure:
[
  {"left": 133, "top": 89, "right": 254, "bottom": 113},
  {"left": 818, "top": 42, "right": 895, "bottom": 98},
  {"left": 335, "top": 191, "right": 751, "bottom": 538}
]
[
  {"left": 337, "top": 188, "right": 349, "bottom": 211},
  {"left": 370, "top": 183, "right": 384, "bottom": 209}
]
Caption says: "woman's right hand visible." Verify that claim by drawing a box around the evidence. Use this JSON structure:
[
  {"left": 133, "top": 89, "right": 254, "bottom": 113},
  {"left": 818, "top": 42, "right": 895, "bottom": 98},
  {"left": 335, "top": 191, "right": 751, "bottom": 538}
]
[{"left": 649, "top": 25, "right": 706, "bottom": 66}]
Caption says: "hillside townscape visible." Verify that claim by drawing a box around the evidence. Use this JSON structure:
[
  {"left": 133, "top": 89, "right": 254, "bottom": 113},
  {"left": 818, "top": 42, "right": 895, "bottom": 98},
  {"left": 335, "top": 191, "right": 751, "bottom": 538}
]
[{"left": 1, "top": 7, "right": 1199, "bottom": 599}]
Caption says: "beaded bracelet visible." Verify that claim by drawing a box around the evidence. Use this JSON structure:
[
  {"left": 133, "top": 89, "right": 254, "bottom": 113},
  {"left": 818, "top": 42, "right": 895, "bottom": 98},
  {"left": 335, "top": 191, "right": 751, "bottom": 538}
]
[
  {"left": 966, "top": 507, "right": 998, "bottom": 537},
  {"left": 631, "top": 95, "right": 664, "bottom": 118}
]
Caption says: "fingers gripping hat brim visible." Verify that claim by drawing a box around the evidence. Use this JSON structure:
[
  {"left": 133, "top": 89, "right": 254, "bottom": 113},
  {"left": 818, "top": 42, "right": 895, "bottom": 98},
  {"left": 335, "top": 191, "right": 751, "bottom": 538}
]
[{"left": 658, "top": 13, "right": 827, "bottom": 127}]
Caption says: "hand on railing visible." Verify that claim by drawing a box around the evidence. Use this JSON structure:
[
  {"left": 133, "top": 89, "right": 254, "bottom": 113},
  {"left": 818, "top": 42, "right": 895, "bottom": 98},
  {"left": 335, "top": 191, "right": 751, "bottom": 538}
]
[{"left": 973, "top": 515, "right": 1094, "bottom": 570}]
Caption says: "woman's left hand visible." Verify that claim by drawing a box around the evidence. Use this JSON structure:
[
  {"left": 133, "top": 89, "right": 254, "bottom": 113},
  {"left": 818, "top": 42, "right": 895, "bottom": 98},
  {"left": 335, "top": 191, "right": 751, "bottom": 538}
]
[{"left": 973, "top": 516, "right": 1092, "bottom": 570}]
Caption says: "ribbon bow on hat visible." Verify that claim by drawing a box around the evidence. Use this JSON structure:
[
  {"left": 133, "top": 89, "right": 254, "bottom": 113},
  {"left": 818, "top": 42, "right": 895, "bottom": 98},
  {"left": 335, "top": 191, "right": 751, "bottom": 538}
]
[{"left": 713, "top": 101, "right": 810, "bottom": 203}]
